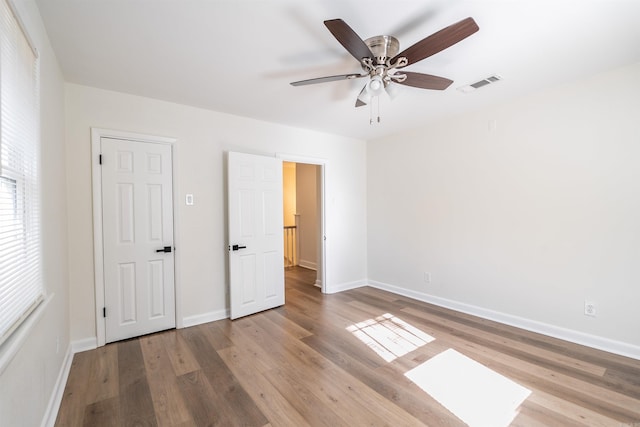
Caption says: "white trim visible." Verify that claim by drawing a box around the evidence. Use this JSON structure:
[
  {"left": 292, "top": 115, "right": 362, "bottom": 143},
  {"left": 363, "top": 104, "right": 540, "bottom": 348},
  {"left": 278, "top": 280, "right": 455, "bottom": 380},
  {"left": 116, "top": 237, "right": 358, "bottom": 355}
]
[
  {"left": 92, "top": 128, "right": 177, "bottom": 145},
  {"left": 40, "top": 344, "right": 73, "bottom": 427},
  {"left": 6, "top": 0, "right": 39, "bottom": 57},
  {"left": 368, "top": 279, "right": 640, "bottom": 361},
  {"left": 90, "top": 131, "right": 105, "bottom": 346},
  {"left": 276, "top": 153, "right": 327, "bottom": 295},
  {"left": 314, "top": 279, "right": 322, "bottom": 289},
  {"left": 182, "top": 309, "right": 229, "bottom": 328},
  {"left": 325, "top": 279, "right": 366, "bottom": 294},
  {"left": 171, "top": 142, "right": 184, "bottom": 328},
  {"left": 71, "top": 337, "right": 97, "bottom": 354},
  {"left": 298, "top": 260, "right": 317, "bottom": 271},
  {"left": 91, "top": 128, "right": 179, "bottom": 347},
  {"left": 275, "top": 153, "right": 327, "bottom": 166},
  {"left": 0, "top": 294, "right": 52, "bottom": 376}
]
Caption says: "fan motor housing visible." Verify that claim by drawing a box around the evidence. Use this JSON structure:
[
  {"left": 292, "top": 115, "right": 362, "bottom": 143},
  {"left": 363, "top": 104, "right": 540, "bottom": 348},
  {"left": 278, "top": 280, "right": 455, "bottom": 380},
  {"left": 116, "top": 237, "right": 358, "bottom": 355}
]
[{"left": 364, "top": 35, "right": 400, "bottom": 65}]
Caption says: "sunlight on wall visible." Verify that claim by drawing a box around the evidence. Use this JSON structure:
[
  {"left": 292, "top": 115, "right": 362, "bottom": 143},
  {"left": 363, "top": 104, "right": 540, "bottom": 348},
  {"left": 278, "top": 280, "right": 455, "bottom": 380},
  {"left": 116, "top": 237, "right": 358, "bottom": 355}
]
[
  {"left": 405, "top": 349, "right": 531, "bottom": 427},
  {"left": 282, "top": 161, "right": 297, "bottom": 266},
  {"left": 282, "top": 161, "right": 296, "bottom": 226},
  {"left": 346, "top": 313, "right": 434, "bottom": 362}
]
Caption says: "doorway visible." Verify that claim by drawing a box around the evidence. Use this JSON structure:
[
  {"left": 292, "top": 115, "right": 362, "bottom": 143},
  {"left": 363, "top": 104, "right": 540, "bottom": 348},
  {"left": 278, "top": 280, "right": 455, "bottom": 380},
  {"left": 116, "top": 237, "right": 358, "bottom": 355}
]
[
  {"left": 227, "top": 152, "right": 326, "bottom": 320},
  {"left": 282, "top": 161, "right": 323, "bottom": 290}
]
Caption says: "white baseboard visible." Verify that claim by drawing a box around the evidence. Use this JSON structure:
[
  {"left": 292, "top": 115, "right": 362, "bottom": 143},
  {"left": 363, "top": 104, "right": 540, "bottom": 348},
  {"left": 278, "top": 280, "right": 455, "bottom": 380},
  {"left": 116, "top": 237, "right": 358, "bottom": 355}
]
[
  {"left": 41, "top": 344, "right": 74, "bottom": 427},
  {"left": 298, "top": 260, "right": 317, "bottom": 271},
  {"left": 325, "top": 279, "right": 366, "bottom": 294},
  {"left": 70, "top": 310, "right": 231, "bottom": 351},
  {"left": 71, "top": 337, "right": 97, "bottom": 353},
  {"left": 182, "top": 309, "right": 229, "bottom": 328},
  {"left": 367, "top": 280, "right": 640, "bottom": 361}
]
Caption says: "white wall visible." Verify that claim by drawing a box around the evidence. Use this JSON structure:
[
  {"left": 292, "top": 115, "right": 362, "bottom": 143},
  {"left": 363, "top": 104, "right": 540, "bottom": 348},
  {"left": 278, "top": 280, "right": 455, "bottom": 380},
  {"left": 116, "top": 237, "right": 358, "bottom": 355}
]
[
  {"left": 296, "top": 163, "right": 319, "bottom": 270},
  {"left": 65, "top": 83, "right": 367, "bottom": 342},
  {"left": 0, "top": 0, "right": 69, "bottom": 426},
  {"left": 368, "top": 62, "right": 640, "bottom": 355}
]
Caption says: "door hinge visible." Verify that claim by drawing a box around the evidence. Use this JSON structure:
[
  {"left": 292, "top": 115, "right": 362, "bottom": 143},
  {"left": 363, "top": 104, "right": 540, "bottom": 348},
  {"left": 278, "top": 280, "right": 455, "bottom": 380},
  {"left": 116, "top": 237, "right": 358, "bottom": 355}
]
[
  {"left": 103, "top": 307, "right": 106, "bottom": 318},
  {"left": 99, "top": 154, "right": 103, "bottom": 165}
]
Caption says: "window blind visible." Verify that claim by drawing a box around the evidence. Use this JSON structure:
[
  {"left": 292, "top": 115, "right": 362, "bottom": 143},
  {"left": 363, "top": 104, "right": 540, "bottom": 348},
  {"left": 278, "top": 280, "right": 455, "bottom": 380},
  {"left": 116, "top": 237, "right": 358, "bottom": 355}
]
[{"left": 0, "top": 0, "right": 43, "bottom": 346}]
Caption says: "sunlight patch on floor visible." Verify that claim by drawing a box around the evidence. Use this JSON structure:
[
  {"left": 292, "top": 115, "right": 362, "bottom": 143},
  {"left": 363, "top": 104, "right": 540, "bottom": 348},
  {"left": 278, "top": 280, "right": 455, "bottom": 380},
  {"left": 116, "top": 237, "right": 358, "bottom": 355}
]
[
  {"left": 346, "top": 313, "right": 434, "bottom": 362},
  {"left": 405, "top": 349, "right": 531, "bottom": 427}
]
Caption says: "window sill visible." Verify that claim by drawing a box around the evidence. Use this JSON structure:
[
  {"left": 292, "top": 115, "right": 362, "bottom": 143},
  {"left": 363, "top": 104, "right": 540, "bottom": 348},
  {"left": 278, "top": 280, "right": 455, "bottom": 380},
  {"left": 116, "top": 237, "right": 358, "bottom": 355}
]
[{"left": 0, "top": 293, "right": 54, "bottom": 376}]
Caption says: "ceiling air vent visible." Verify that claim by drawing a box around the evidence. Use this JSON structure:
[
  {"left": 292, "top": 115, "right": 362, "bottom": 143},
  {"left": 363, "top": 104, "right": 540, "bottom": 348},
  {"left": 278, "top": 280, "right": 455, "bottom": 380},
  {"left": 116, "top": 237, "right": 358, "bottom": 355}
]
[{"left": 457, "top": 74, "right": 502, "bottom": 93}]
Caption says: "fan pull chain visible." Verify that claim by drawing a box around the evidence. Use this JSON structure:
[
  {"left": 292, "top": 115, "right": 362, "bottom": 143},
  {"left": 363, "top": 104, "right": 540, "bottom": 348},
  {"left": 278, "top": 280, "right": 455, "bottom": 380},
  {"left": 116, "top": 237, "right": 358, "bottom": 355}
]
[{"left": 369, "top": 96, "right": 381, "bottom": 125}]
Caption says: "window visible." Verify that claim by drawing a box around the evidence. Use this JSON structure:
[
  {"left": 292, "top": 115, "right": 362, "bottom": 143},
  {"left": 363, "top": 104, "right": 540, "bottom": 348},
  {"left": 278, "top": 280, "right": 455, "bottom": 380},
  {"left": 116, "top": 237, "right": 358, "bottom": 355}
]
[{"left": 0, "top": 0, "right": 43, "bottom": 346}]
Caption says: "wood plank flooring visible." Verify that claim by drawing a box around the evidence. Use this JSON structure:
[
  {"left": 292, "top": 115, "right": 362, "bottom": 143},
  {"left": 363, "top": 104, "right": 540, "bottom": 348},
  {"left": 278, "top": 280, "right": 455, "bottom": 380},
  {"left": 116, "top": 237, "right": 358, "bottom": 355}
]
[{"left": 55, "top": 267, "right": 640, "bottom": 426}]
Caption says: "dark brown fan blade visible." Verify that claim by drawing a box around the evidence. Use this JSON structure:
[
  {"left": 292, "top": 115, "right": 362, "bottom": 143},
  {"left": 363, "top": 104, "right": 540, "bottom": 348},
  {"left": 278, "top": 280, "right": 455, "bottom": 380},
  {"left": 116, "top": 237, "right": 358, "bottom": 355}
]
[
  {"left": 324, "top": 19, "right": 374, "bottom": 63},
  {"left": 391, "top": 17, "right": 479, "bottom": 66},
  {"left": 395, "top": 72, "right": 453, "bottom": 90},
  {"left": 290, "top": 73, "right": 367, "bottom": 86}
]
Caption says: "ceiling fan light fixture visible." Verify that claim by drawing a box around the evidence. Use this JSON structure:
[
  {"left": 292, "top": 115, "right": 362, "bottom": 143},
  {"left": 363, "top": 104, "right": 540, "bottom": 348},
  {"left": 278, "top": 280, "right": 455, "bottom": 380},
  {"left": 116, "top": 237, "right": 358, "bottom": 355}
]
[
  {"left": 357, "top": 87, "right": 371, "bottom": 105},
  {"left": 384, "top": 81, "right": 400, "bottom": 100},
  {"left": 366, "top": 75, "right": 384, "bottom": 96}
]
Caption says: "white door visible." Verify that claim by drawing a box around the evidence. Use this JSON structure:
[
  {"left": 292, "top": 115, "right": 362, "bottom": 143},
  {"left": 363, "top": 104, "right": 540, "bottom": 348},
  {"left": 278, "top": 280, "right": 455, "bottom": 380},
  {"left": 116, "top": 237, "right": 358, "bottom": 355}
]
[
  {"left": 228, "top": 152, "right": 285, "bottom": 320},
  {"left": 101, "top": 137, "right": 176, "bottom": 342}
]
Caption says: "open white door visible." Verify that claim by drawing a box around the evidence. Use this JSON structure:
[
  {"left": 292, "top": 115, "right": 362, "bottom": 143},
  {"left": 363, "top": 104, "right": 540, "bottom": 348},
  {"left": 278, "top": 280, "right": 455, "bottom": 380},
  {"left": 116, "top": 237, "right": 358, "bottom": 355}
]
[{"left": 228, "top": 152, "right": 284, "bottom": 320}]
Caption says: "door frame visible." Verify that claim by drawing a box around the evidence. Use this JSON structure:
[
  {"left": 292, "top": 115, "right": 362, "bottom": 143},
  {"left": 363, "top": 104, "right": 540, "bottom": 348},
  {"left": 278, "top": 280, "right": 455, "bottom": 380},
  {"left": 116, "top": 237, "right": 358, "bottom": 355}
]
[
  {"left": 276, "top": 153, "right": 328, "bottom": 293},
  {"left": 91, "top": 128, "right": 181, "bottom": 347}
]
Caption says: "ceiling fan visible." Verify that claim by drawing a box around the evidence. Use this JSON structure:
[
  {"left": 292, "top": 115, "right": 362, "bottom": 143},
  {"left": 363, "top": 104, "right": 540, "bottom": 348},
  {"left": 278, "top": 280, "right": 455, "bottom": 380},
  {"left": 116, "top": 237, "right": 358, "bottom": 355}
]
[{"left": 290, "top": 17, "right": 479, "bottom": 111}]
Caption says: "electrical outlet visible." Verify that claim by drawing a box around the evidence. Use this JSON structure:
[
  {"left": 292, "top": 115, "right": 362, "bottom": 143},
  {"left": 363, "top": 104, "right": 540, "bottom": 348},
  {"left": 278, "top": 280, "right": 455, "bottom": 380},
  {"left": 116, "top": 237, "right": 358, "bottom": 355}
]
[
  {"left": 424, "top": 272, "right": 431, "bottom": 284},
  {"left": 584, "top": 301, "right": 596, "bottom": 317}
]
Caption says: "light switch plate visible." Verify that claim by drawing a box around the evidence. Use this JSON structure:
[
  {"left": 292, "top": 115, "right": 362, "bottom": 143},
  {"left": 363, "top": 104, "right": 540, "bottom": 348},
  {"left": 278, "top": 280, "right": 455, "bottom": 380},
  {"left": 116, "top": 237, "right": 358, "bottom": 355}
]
[{"left": 185, "top": 194, "right": 194, "bottom": 205}]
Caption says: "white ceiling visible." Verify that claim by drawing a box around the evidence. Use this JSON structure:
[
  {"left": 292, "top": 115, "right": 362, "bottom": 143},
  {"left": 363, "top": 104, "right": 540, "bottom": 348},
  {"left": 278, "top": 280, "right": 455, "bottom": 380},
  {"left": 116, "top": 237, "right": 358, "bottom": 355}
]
[{"left": 35, "top": 0, "right": 640, "bottom": 140}]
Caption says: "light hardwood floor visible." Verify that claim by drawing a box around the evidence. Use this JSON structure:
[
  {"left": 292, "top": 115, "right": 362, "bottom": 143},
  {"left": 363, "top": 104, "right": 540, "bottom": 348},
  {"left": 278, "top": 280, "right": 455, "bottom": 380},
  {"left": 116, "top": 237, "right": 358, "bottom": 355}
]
[{"left": 55, "top": 267, "right": 640, "bottom": 426}]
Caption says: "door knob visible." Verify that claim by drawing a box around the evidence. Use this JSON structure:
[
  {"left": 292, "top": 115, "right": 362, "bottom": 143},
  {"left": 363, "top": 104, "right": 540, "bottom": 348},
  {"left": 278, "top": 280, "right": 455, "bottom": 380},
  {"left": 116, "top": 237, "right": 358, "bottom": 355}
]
[
  {"left": 156, "top": 246, "right": 172, "bottom": 253},
  {"left": 231, "top": 244, "right": 247, "bottom": 251}
]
